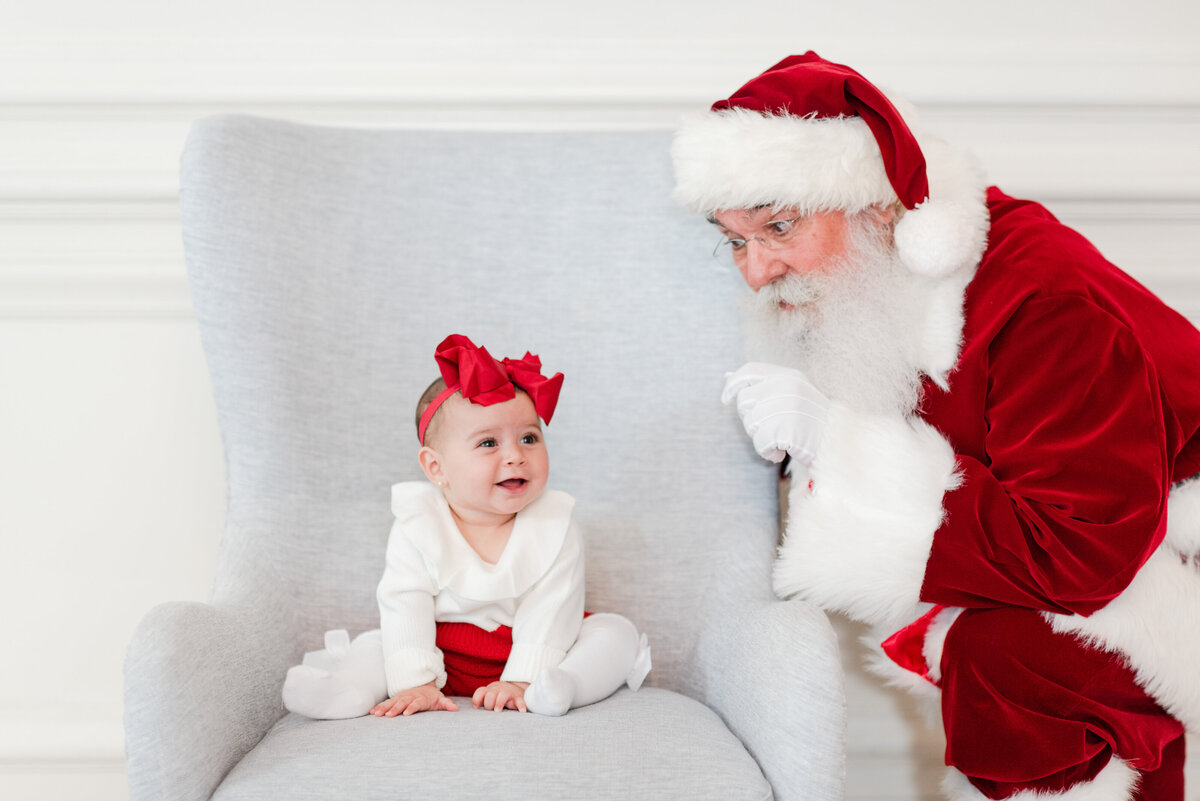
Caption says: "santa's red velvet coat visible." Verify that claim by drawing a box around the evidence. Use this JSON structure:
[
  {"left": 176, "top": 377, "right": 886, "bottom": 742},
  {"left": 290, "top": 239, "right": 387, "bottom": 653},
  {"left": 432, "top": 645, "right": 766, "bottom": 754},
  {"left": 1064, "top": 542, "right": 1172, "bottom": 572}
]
[
  {"left": 774, "top": 188, "right": 1200, "bottom": 800},
  {"left": 925, "top": 189, "right": 1200, "bottom": 797},
  {"left": 921, "top": 188, "right": 1200, "bottom": 614}
]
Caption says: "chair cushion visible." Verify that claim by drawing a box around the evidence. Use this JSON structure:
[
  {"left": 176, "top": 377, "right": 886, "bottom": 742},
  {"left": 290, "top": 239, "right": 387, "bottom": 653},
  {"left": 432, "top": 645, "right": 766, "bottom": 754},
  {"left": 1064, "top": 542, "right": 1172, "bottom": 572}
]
[{"left": 213, "top": 688, "right": 772, "bottom": 800}]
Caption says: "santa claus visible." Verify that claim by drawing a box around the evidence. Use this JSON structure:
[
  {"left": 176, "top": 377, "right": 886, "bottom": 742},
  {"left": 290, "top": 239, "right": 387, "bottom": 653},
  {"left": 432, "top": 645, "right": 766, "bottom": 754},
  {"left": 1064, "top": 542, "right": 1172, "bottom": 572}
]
[{"left": 672, "top": 52, "right": 1200, "bottom": 800}]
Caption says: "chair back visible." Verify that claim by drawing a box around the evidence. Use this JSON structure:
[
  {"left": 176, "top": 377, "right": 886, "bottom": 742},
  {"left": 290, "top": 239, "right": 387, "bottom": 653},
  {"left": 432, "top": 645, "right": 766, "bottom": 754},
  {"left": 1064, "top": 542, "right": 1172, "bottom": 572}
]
[{"left": 180, "top": 116, "right": 779, "bottom": 689}]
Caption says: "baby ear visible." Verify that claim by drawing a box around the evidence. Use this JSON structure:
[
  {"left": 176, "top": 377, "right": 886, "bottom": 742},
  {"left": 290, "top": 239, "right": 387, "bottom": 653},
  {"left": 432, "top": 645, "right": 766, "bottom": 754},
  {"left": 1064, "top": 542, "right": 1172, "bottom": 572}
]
[{"left": 418, "top": 446, "right": 445, "bottom": 486}]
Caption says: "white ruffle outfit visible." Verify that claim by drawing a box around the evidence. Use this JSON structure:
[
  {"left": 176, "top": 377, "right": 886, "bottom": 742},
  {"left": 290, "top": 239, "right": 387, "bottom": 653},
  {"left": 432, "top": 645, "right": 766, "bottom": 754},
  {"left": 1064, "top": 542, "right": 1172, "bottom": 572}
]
[{"left": 377, "top": 481, "right": 586, "bottom": 696}]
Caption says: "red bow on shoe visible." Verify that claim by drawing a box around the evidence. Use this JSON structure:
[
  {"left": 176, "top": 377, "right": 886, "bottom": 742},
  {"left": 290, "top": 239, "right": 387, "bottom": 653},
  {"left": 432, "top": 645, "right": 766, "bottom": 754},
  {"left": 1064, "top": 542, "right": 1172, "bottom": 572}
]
[{"left": 418, "top": 334, "right": 564, "bottom": 444}]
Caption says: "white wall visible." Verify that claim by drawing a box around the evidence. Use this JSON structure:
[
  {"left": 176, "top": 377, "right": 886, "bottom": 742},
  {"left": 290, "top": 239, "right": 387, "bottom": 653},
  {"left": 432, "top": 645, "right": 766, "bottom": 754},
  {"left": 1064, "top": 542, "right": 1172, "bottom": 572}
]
[{"left": 3, "top": 2, "right": 1198, "bottom": 799}]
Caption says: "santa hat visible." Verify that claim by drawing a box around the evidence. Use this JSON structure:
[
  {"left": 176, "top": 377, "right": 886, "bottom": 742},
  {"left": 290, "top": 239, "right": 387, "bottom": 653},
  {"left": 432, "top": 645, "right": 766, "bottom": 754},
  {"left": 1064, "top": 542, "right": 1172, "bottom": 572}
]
[{"left": 671, "top": 52, "right": 989, "bottom": 278}]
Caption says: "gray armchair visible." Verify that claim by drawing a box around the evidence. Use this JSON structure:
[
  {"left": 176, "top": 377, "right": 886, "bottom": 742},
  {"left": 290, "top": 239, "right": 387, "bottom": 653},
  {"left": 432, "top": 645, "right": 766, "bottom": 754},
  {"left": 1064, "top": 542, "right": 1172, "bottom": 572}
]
[{"left": 124, "top": 116, "right": 846, "bottom": 800}]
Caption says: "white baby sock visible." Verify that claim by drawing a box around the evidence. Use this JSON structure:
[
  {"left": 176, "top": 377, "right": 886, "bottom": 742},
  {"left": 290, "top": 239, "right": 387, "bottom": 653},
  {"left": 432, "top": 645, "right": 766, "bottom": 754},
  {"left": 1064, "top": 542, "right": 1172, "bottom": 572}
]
[
  {"left": 282, "top": 629, "right": 388, "bottom": 719},
  {"left": 524, "top": 613, "right": 652, "bottom": 717}
]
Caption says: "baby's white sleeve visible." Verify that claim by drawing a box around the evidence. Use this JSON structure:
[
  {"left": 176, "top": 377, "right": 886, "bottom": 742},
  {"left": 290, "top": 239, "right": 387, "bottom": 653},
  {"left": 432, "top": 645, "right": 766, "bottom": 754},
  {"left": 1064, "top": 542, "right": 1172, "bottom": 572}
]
[
  {"left": 377, "top": 526, "right": 445, "bottom": 695},
  {"left": 501, "top": 519, "right": 586, "bottom": 683}
]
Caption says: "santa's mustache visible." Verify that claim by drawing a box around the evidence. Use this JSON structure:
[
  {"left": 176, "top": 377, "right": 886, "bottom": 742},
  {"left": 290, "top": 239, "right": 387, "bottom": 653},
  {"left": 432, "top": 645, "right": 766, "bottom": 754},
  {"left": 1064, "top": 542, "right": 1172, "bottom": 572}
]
[{"left": 757, "top": 274, "right": 821, "bottom": 309}]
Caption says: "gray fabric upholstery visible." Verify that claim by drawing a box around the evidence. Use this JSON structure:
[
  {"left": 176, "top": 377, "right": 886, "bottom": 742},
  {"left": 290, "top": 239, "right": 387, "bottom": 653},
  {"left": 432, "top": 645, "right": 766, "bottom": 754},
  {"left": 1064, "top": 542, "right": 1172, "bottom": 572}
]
[
  {"left": 215, "top": 690, "right": 770, "bottom": 801},
  {"left": 125, "top": 115, "right": 846, "bottom": 801}
]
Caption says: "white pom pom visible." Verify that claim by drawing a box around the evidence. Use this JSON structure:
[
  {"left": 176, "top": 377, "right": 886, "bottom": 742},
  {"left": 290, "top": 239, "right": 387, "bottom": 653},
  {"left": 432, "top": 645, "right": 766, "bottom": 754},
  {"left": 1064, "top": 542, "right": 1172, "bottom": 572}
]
[{"left": 893, "top": 199, "right": 988, "bottom": 278}]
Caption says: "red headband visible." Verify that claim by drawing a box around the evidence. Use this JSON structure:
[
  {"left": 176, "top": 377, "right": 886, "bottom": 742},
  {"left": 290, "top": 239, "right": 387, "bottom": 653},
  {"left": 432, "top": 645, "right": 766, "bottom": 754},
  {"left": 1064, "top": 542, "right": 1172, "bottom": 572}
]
[{"left": 417, "top": 334, "right": 564, "bottom": 445}]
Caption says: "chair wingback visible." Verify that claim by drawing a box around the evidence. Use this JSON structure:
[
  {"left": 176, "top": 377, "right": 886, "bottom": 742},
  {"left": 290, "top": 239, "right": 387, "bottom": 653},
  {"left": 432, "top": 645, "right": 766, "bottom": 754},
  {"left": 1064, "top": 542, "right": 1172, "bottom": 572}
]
[{"left": 180, "top": 115, "right": 779, "bottom": 689}]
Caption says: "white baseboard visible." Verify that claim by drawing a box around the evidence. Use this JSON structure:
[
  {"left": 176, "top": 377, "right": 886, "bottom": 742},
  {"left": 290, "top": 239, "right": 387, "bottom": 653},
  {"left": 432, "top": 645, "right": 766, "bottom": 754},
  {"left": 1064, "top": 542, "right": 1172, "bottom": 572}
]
[
  {"left": 0, "top": 718, "right": 124, "bottom": 763},
  {"left": 0, "top": 762, "right": 128, "bottom": 801},
  {"left": 0, "top": 718, "right": 127, "bottom": 801}
]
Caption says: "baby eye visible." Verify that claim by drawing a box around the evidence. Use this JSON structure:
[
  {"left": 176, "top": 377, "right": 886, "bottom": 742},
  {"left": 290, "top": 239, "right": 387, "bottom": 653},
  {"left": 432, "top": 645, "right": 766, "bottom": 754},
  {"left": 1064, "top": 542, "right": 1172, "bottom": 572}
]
[
  {"left": 477, "top": 438, "right": 498, "bottom": 448},
  {"left": 521, "top": 433, "right": 540, "bottom": 445}
]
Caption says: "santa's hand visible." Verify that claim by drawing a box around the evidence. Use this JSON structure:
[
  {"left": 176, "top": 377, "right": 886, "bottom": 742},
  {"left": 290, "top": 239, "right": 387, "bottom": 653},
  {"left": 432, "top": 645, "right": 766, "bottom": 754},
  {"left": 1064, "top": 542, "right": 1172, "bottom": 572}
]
[{"left": 722, "top": 362, "right": 830, "bottom": 465}]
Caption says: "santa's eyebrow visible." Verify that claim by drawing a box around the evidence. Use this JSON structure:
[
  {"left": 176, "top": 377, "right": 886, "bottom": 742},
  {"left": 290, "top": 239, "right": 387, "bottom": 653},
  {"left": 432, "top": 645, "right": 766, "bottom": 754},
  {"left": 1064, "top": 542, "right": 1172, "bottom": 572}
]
[{"left": 706, "top": 205, "right": 771, "bottom": 226}]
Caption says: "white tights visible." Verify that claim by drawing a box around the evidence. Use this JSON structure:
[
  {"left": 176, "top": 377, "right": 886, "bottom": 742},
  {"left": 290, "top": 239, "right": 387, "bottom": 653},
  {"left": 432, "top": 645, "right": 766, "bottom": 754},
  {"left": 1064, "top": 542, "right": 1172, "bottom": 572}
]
[
  {"left": 282, "top": 613, "right": 651, "bottom": 719},
  {"left": 524, "top": 613, "right": 651, "bottom": 716}
]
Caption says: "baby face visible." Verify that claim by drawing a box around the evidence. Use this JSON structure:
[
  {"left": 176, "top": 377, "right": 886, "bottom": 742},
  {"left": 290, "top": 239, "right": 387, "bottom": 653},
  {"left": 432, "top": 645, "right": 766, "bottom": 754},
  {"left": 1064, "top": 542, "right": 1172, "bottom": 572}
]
[{"left": 423, "top": 391, "right": 549, "bottom": 524}]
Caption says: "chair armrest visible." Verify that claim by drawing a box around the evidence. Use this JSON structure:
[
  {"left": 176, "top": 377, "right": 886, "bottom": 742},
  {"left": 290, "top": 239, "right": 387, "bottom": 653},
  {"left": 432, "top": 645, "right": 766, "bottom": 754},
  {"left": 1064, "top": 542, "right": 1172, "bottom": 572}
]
[
  {"left": 697, "top": 559, "right": 846, "bottom": 801},
  {"left": 124, "top": 600, "right": 289, "bottom": 801}
]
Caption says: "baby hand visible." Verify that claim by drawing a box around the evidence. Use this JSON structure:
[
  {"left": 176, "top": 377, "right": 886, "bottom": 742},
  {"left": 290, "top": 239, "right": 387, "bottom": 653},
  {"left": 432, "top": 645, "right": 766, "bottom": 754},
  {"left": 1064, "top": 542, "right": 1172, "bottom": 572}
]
[
  {"left": 472, "top": 680, "right": 529, "bottom": 712},
  {"left": 370, "top": 682, "right": 459, "bottom": 717}
]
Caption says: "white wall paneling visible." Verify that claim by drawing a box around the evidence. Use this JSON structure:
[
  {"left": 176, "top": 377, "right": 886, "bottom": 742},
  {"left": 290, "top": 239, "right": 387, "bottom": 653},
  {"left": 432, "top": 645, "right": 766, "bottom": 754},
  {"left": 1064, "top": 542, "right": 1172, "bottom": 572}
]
[
  {"left": 1, "top": 204, "right": 188, "bottom": 317},
  {"left": 0, "top": 316, "right": 225, "bottom": 798},
  {"left": 4, "top": 5, "right": 1198, "bottom": 799}
]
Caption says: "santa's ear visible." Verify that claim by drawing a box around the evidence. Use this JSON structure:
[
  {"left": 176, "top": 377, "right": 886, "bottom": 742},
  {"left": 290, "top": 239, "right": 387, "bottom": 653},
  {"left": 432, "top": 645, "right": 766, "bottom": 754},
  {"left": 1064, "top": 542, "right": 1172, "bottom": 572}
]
[
  {"left": 418, "top": 446, "right": 443, "bottom": 486},
  {"left": 861, "top": 203, "right": 898, "bottom": 227}
]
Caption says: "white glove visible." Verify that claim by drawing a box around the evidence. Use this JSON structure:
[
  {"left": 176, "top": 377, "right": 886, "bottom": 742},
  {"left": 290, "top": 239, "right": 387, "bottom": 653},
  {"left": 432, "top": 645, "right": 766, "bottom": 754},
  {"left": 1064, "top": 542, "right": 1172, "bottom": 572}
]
[{"left": 721, "top": 362, "right": 830, "bottom": 465}]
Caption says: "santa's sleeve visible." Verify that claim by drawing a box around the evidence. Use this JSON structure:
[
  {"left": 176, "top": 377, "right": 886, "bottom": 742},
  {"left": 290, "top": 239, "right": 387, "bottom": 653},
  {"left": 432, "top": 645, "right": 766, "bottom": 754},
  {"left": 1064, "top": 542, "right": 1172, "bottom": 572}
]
[
  {"left": 501, "top": 518, "right": 586, "bottom": 683},
  {"left": 774, "top": 403, "right": 961, "bottom": 629},
  {"left": 775, "top": 294, "right": 1169, "bottom": 630},
  {"left": 377, "top": 526, "right": 446, "bottom": 695}
]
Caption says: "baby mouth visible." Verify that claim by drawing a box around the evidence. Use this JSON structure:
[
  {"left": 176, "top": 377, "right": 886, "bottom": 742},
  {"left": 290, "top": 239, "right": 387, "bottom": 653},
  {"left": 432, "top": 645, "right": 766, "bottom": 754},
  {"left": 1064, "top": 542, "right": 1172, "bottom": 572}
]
[{"left": 497, "top": 478, "right": 527, "bottom": 491}]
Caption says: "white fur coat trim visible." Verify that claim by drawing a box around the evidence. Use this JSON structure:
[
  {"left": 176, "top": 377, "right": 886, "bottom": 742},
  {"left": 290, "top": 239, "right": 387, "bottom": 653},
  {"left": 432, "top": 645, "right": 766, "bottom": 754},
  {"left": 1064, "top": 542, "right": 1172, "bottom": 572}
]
[
  {"left": 923, "top": 605, "right": 964, "bottom": 685},
  {"left": 1165, "top": 473, "right": 1200, "bottom": 555},
  {"left": 858, "top": 605, "right": 962, "bottom": 701},
  {"left": 773, "top": 403, "right": 962, "bottom": 630},
  {"left": 858, "top": 622, "right": 943, "bottom": 709},
  {"left": 942, "top": 759, "right": 1138, "bottom": 801},
  {"left": 916, "top": 267, "right": 973, "bottom": 388},
  {"left": 1044, "top": 478, "right": 1200, "bottom": 733},
  {"left": 1051, "top": 551, "right": 1200, "bottom": 734}
]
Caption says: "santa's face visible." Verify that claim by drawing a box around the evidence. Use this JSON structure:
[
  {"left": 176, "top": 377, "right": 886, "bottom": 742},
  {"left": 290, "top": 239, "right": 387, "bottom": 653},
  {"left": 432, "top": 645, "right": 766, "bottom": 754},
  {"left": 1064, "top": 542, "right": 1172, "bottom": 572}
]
[
  {"left": 738, "top": 208, "right": 928, "bottom": 416},
  {"left": 708, "top": 207, "right": 854, "bottom": 294}
]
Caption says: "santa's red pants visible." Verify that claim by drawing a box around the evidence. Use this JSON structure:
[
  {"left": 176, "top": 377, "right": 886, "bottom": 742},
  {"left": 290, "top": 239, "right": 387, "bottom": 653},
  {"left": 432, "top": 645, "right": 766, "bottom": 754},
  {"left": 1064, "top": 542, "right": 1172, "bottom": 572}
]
[{"left": 938, "top": 607, "right": 1185, "bottom": 799}]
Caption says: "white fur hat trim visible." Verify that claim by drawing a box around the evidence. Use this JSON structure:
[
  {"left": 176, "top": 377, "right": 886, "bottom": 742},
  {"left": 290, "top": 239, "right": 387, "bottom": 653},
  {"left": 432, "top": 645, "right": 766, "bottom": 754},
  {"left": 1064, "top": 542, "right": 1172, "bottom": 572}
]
[{"left": 671, "top": 108, "right": 991, "bottom": 278}]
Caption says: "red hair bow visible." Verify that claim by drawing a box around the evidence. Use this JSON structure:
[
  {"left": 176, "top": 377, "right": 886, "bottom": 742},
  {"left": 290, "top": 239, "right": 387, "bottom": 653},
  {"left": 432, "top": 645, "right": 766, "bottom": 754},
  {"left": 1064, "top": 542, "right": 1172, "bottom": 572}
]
[{"left": 418, "top": 334, "right": 564, "bottom": 444}]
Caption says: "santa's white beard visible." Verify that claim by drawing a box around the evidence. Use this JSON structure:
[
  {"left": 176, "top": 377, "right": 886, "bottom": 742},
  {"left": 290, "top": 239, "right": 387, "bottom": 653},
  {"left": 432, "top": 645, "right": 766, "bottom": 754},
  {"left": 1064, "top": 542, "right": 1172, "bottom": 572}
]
[{"left": 741, "top": 218, "right": 929, "bottom": 416}]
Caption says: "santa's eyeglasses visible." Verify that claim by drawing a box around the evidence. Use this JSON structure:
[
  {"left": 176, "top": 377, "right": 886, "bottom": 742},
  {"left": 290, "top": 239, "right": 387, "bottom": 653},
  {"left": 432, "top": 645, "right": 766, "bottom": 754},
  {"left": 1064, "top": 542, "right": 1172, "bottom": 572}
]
[{"left": 711, "top": 215, "right": 805, "bottom": 265}]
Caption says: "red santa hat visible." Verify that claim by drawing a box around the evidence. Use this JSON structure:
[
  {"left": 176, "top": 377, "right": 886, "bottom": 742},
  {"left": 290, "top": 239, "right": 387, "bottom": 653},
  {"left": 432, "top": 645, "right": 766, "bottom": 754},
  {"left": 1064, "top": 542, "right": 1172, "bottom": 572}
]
[{"left": 671, "top": 52, "right": 989, "bottom": 278}]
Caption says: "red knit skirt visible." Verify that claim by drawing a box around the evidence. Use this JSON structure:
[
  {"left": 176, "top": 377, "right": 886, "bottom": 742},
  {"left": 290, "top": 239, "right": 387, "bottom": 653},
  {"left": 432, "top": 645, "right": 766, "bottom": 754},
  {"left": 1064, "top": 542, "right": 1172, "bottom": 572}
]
[{"left": 435, "top": 621, "right": 512, "bottom": 697}]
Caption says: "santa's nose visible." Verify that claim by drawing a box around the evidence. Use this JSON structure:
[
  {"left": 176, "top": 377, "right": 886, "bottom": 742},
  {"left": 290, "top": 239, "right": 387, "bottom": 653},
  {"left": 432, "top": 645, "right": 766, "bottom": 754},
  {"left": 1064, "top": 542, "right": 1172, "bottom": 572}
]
[{"left": 739, "top": 242, "right": 789, "bottom": 290}]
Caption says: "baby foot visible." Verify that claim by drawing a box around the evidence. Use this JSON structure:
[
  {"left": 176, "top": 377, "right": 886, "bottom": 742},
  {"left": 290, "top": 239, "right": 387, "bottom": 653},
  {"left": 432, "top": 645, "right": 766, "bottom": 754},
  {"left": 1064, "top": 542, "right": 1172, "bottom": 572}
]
[
  {"left": 282, "top": 664, "right": 377, "bottom": 720},
  {"left": 627, "top": 633, "right": 652, "bottom": 691},
  {"left": 523, "top": 667, "right": 575, "bottom": 717}
]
